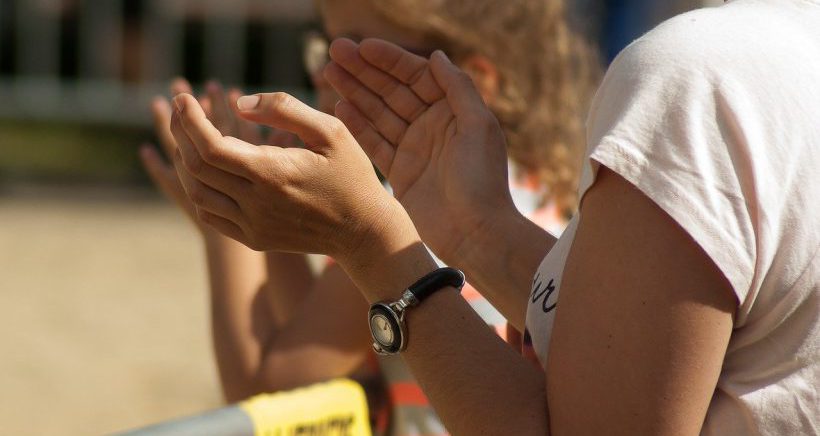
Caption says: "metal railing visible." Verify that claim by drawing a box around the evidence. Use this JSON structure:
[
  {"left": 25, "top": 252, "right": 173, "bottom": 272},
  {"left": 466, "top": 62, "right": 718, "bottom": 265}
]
[{"left": 0, "top": 0, "right": 316, "bottom": 126}]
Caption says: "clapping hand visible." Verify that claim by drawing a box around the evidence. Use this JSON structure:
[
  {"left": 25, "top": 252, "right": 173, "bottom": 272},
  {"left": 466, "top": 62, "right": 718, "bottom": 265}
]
[
  {"left": 167, "top": 90, "right": 413, "bottom": 263},
  {"left": 324, "top": 39, "right": 516, "bottom": 266},
  {"left": 141, "top": 79, "right": 298, "bottom": 234}
]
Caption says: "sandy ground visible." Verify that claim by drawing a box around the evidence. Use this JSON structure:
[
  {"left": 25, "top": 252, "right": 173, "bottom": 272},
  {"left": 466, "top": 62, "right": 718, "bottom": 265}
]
[{"left": 0, "top": 187, "right": 224, "bottom": 435}]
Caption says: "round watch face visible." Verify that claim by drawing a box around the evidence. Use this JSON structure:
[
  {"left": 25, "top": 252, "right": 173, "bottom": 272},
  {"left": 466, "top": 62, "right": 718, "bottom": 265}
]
[
  {"left": 370, "top": 313, "right": 395, "bottom": 346},
  {"left": 368, "top": 304, "right": 403, "bottom": 354}
]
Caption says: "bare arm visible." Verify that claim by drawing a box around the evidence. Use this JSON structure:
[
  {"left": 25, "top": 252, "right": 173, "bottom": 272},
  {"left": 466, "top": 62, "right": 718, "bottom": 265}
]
[
  {"left": 257, "top": 115, "right": 319, "bottom": 328},
  {"left": 214, "top": 85, "right": 375, "bottom": 398},
  {"left": 168, "top": 70, "right": 736, "bottom": 434},
  {"left": 255, "top": 262, "right": 373, "bottom": 392},
  {"left": 342, "top": 168, "right": 736, "bottom": 436},
  {"left": 142, "top": 82, "right": 271, "bottom": 401},
  {"left": 324, "top": 38, "right": 555, "bottom": 328},
  {"left": 211, "top": 255, "right": 372, "bottom": 398},
  {"left": 544, "top": 167, "right": 736, "bottom": 435},
  {"left": 203, "top": 235, "right": 268, "bottom": 401},
  {"left": 211, "top": 85, "right": 365, "bottom": 397},
  {"left": 150, "top": 81, "right": 375, "bottom": 401},
  {"left": 322, "top": 41, "right": 737, "bottom": 434},
  {"left": 261, "top": 252, "right": 315, "bottom": 327},
  {"left": 451, "top": 209, "right": 555, "bottom": 331}
]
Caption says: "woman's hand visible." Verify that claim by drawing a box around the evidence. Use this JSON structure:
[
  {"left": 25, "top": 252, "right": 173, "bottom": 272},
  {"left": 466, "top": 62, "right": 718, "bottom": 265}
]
[
  {"left": 168, "top": 91, "right": 418, "bottom": 268},
  {"left": 324, "top": 38, "right": 518, "bottom": 266},
  {"left": 140, "top": 79, "right": 205, "bottom": 230},
  {"left": 141, "top": 79, "right": 276, "bottom": 233}
]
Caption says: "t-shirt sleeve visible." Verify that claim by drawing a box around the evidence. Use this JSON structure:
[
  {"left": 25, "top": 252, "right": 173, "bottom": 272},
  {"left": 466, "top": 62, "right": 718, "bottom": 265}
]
[{"left": 581, "top": 26, "right": 758, "bottom": 304}]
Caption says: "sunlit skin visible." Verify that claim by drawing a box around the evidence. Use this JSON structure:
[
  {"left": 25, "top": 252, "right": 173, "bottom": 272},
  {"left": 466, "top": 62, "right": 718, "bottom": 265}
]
[
  {"left": 313, "top": 0, "right": 431, "bottom": 114},
  {"left": 141, "top": 0, "right": 502, "bottom": 403},
  {"left": 165, "top": 36, "right": 736, "bottom": 434}
]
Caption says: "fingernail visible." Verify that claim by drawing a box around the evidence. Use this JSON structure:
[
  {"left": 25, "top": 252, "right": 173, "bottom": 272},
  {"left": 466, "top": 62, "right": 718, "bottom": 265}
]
[
  {"left": 170, "top": 78, "right": 190, "bottom": 96},
  {"left": 237, "top": 95, "right": 261, "bottom": 111},
  {"left": 139, "top": 144, "right": 153, "bottom": 159},
  {"left": 151, "top": 96, "right": 167, "bottom": 111},
  {"left": 206, "top": 80, "right": 220, "bottom": 93},
  {"left": 434, "top": 50, "right": 452, "bottom": 64},
  {"left": 173, "top": 95, "right": 186, "bottom": 112}
]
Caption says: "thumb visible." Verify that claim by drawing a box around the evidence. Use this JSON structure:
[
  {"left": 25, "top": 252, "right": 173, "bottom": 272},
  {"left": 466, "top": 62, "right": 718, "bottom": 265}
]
[
  {"left": 236, "top": 92, "right": 351, "bottom": 152},
  {"left": 227, "top": 88, "right": 263, "bottom": 144},
  {"left": 429, "top": 50, "right": 490, "bottom": 123}
]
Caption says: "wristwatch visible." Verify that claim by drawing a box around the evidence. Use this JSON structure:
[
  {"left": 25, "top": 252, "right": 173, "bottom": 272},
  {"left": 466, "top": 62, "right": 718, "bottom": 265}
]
[{"left": 368, "top": 267, "right": 466, "bottom": 355}]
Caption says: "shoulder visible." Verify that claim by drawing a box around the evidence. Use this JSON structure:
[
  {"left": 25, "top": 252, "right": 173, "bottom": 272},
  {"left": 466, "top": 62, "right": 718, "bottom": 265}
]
[
  {"left": 586, "top": 3, "right": 780, "bottom": 144},
  {"left": 580, "top": 4, "right": 777, "bottom": 303},
  {"left": 622, "top": 8, "right": 721, "bottom": 63},
  {"left": 586, "top": 7, "right": 733, "bottom": 136},
  {"left": 608, "top": 1, "right": 811, "bottom": 87},
  {"left": 606, "top": 6, "right": 740, "bottom": 88}
]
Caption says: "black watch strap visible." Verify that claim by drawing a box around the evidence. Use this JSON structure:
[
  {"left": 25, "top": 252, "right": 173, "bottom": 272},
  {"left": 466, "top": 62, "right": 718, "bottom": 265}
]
[{"left": 407, "top": 267, "right": 465, "bottom": 302}]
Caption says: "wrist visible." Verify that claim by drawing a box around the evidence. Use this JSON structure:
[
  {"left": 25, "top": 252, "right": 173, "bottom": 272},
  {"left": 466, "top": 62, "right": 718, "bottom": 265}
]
[
  {"left": 332, "top": 194, "right": 410, "bottom": 263},
  {"left": 202, "top": 230, "right": 243, "bottom": 250},
  {"left": 446, "top": 203, "right": 522, "bottom": 269},
  {"left": 455, "top": 207, "right": 554, "bottom": 287},
  {"left": 334, "top": 198, "right": 438, "bottom": 302}
]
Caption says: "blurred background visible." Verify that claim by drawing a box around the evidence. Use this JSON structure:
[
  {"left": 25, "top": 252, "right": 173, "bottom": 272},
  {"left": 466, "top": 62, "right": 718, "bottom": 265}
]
[{"left": 0, "top": 0, "right": 720, "bottom": 434}]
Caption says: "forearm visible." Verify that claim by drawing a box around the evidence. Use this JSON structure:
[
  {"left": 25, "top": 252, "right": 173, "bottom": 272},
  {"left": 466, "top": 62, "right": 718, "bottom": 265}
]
[
  {"left": 452, "top": 209, "right": 556, "bottom": 330},
  {"left": 262, "top": 251, "right": 316, "bottom": 327},
  {"left": 404, "top": 290, "right": 549, "bottom": 435},
  {"left": 338, "top": 219, "right": 549, "bottom": 435},
  {"left": 255, "top": 263, "right": 373, "bottom": 392},
  {"left": 212, "top": 246, "right": 369, "bottom": 398},
  {"left": 202, "top": 234, "right": 269, "bottom": 402}
]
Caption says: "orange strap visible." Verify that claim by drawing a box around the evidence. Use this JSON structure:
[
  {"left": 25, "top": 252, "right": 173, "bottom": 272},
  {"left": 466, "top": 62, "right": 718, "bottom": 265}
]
[
  {"left": 460, "top": 283, "right": 484, "bottom": 302},
  {"left": 389, "top": 382, "right": 431, "bottom": 407}
]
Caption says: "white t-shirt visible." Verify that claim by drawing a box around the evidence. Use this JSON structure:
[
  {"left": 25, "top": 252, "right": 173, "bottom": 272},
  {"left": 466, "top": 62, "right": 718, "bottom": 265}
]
[{"left": 525, "top": 1, "right": 820, "bottom": 434}]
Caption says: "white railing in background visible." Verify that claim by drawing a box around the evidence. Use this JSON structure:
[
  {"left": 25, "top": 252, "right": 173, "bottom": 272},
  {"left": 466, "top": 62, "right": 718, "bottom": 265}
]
[
  {"left": 0, "top": 0, "right": 315, "bottom": 126},
  {"left": 0, "top": 0, "right": 726, "bottom": 127}
]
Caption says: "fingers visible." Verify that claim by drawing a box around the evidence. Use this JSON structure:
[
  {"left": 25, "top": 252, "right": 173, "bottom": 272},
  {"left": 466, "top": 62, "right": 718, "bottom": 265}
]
[
  {"left": 227, "top": 88, "right": 263, "bottom": 144},
  {"left": 170, "top": 100, "right": 216, "bottom": 175},
  {"left": 171, "top": 93, "right": 262, "bottom": 178},
  {"left": 139, "top": 144, "right": 180, "bottom": 199},
  {"left": 236, "top": 92, "right": 352, "bottom": 153},
  {"left": 170, "top": 77, "right": 193, "bottom": 96},
  {"left": 328, "top": 38, "right": 428, "bottom": 123},
  {"left": 324, "top": 61, "right": 409, "bottom": 145},
  {"left": 170, "top": 125, "right": 250, "bottom": 197},
  {"left": 197, "top": 209, "right": 248, "bottom": 246},
  {"left": 335, "top": 100, "right": 395, "bottom": 175},
  {"left": 357, "top": 38, "right": 445, "bottom": 104},
  {"left": 150, "top": 97, "right": 177, "bottom": 159},
  {"left": 266, "top": 127, "right": 302, "bottom": 148},
  {"left": 169, "top": 112, "right": 254, "bottom": 198},
  {"left": 206, "top": 81, "right": 239, "bottom": 135},
  {"left": 148, "top": 78, "right": 193, "bottom": 160},
  {"left": 173, "top": 150, "right": 243, "bottom": 223},
  {"left": 428, "top": 51, "right": 491, "bottom": 123},
  {"left": 172, "top": 77, "right": 218, "bottom": 120}
]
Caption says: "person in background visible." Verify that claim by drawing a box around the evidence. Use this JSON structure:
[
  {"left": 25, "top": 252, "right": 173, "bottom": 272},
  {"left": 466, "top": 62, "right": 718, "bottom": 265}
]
[
  {"left": 171, "top": 0, "right": 820, "bottom": 434},
  {"left": 141, "top": 0, "right": 599, "bottom": 433}
]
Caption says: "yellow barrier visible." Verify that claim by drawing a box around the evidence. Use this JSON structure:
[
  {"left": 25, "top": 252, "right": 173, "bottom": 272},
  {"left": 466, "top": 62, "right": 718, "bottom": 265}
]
[
  {"left": 240, "top": 379, "right": 371, "bottom": 436},
  {"left": 115, "top": 379, "right": 372, "bottom": 436}
]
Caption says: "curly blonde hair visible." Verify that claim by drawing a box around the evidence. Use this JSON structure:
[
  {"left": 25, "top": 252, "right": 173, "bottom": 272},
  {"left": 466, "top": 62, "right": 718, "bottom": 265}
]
[{"left": 321, "top": 0, "right": 601, "bottom": 214}]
